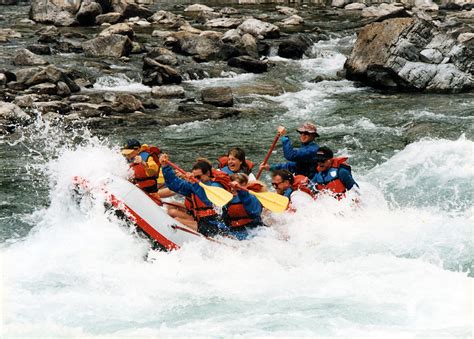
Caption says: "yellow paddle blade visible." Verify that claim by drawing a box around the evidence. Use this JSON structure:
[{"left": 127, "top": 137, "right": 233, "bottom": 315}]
[
  {"left": 249, "top": 191, "right": 289, "bottom": 213},
  {"left": 198, "top": 182, "right": 233, "bottom": 207}
]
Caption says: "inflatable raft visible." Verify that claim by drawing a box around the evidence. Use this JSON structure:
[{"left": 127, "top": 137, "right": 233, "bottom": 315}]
[{"left": 72, "top": 175, "right": 209, "bottom": 251}]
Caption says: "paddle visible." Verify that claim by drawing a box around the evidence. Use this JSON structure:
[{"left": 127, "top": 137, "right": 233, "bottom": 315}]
[
  {"left": 166, "top": 161, "right": 233, "bottom": 207},
  {"left": 238, "top": 186, "right": 289, "bottom": 213},
  {"left": 256, "top": 132, "right": 281, "bottom": 180}
]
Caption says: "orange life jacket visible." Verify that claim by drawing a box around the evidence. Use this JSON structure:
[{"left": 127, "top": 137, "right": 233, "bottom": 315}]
[
  {"left": 292, "top": 175, "right": 315, "bottom": 198},
  {"left": 217, "top": 156, "right": 254, "bottom": 174},
  {"left": 129, "top": 145, "right": 162, "bottom": 192},
  {"left": 211, "top": 169, "right": 232, "bottom": 192},
  {"left": 314, "top": 157, "right": 351, "bottom": 199}
]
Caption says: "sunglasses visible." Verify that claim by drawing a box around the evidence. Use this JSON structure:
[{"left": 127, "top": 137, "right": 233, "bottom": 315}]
[
  {"left": 298, "top": 131, "right": 311, "bottom": 136},
  {"left": 194, "top": 175, "right": 202, "bottom": 180},
  {"left": 272, "top": 182, "right": 282, "bottom": 188}
]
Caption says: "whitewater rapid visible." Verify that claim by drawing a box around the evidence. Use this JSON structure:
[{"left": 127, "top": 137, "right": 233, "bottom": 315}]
[{"left": 1, "top": 134, "right": 472, "bottom": 337}]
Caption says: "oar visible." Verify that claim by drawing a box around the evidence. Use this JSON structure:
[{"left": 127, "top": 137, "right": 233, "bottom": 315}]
[
  {"left": 239, "top": 186, "right": 289, "bottom": 213},
  {"left": 167, "top": 161, "right": 233, "bottom": 207},
  {"left": 256, "top": 132, "right": 281, "bottom": 180}
]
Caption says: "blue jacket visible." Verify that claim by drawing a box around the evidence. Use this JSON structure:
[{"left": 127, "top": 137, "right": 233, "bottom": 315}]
[
  {"left": 311, "top": 167, "right": 358, "bottom": 192},
  {"left": 220, "top": 166, "right": 235, "bottom": 175},
  {"left": 162, "top": 166, "right": 222, "bottom": 206},
  {"left": 270, "top": 136, "right": 320, "bottom": 178}
]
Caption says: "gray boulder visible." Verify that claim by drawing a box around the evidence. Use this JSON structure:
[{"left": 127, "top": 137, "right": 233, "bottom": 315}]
[
  {"left": 169, "top": 31, "right": 226, "bottom": 62},
  {"left": 142, "top": 57, "right": 182, "bottom": 86},
  {"left": 201, "top": 87, "right": 233, "bottom": 107},
  {"left": 95, "top": 12, "right": 122, "bottom": 25},
  {"left": 83, "top": 34, "right": 132, "bottom": 57},
  {"left": 361, "top": 3, "right": 408, "bottom": 21},
  {"left": 13, "top": 48, "right": 48, "bottom": 66},
  {"left": 206, "top": 18, "right": 242, "bottom": 29},
  {"left": 228, "top": 56, "right": 268, "bottom": 73},
  {"left": 111, "top": 94, "right": 143, "bottom": 113},
  {"left": 0, "top": 102, "right": 31, "bottom": 134},
  {"left": 345, "top": 17, "right": 473, "bottom": 92},
  {"left": 99, "top": 23, "right": 134, "bottom": 38},
  {"left": 76, "top": 0, "right": 102, "bottom": 25},
  {"left": 151, "top": 85, "right": 185, "bottom": 98},
  {"left": 278, "top": 35, "right": 311, "bottom": 59},
  {"left": 238, "top": 18, "right": 280, "bottom": 39}
]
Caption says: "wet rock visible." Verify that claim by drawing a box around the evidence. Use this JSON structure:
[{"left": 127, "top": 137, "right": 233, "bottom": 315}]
[
  {"left": 276, "top": 6, "right": 298, "bottom": 16},
  {"left": 18, "top": 19, "right": 37, "bottom": 26},
  {"left": 70, "top": 102, "right": 112, "bottom": 116},
  {"left": 457, "top": 33, "right": 474, "bottom": 44},
  {"left": 222, "top": 29, "right": 241, "bottom": 44},
  {"left": 414, "top": 0, "right": 439, "bottom": 11},
  {"left": 280, "top": 15, "right": 304, "bottom": 26},
  {"left": 27, "top": 44, "right": 52, "bottom": 55},
  {"left": 149, "top": 10, "right": 178, "bottom": 24},
  {"left": 69, "top": 94, "right": 91, "bottom": 102},
  {"left": 34, "top": 101, "right": 70, "bottom": 114},
  {"left": 362, "top": 3, "right": 409, "bottom": 21},
  {"left": 331, "top": 0, "right": 348, "bottom": 8},
  {"left": 278, "top": 35, "right": 311, "bottom": 59},
  {"left": 220, "top": 7, "right": 239, "bottom": 15},
  {"left": 56, "top": 39, "right": 84, "bottom": 53},
  {"left": 99, "top": 23, "right": 134, "bottom": 39},
  {"left": 17, "top": 65, "right": 79, "bottom": 94},
  {"left": 238, "top": 18, "right": 280, "bottom": 39},
  {"left": 13, "top": 48, "right": 49, "bottom": 66},
  {"left": 57, "top": 81, "right": 72, "bottom": 96},
  {"left": 0, "top": 69, "right": 15, "bottom": 83},
  {"left": 184, "top": 4, "right": 214, "bottom": 13},
  {"left": 345, "top": 3, "right": 366, "bottom": 10},
  {"left": 0, "top": 28, "right": 22, "bottom": 43},
  {"left": 76, "top": 0, "right": 102, "bottom": 25},
  {"left": 228, "top": 56, "right": 268, "bottom": 73},
  {"left": 201, "top": 86, "right": 233, "bottom": 107},
  {"left": 0, "top": 73, "right": 6, "bottom": 88},
  {"left": 142, "top": 57, "right": 182, "bottom": 86},
  {"left": 96, "top": 12, "right": 122, "bottom": 25},
  {"left": 111, "top": 93, "right": 144, "bottom": 113},
  {"left": 241, "top": 33, "right": 258, "bottom": 58},
  {"left": 14, "top": 94, "right": 40, "bottom": 108},
  {"left": 83, "top": 34, "right": 132, "bottom": 57},
  {"left": 146, "top": 47, "right": 178, "bottom": 66},
  {"left": 178, "top": 23, "right": 203, "bottom": 35},
  {"left": 112, "top": 1, "right": 153, "bottom": 20},
  {"left": 206, "top": 18, "right": 242, "bottom": 29},
  {"left": 36, "top": 26, "right": 60, "bottom": 43},
  {"left": 151, "top": 85, "right": 185, "bottom": 98},
  {"left": 0, "top": 0, "right": 19, "bottom": 4},
  {"left": 172, "top": 103, "right": 240, "bottom": 125},
  {"left": 345, "top": 17, "right": 474, "bottom": 92},
  {"left": 28, "top": 82, "right": 58, "bottom": 95},
  {"left": 0, "top": 102, "right": 31, "bottom": 134}
]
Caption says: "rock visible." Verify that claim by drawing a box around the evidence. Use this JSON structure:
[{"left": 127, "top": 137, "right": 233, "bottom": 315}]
[
  {"left": 174, "top": 104, "right": 240, "bottom": 124},
  {"left": 169, "top": 31, "right": 226, "bottom": 62},
  {"left": 201, "top": 86, "right": 233, "bottom": 107},
  {"left": 151, "top": 85, "right": 185, "bottom": 98},
  {"left": 0, "top": 73, "right": 6, "bottom": 87},
  {"left": 56, "top": 81, "right": 72, "bottom": 96},
  {"left": 278, "top": 35, "right": 311, "bottom": 59},
  {"left": 345, "top": 3, "right": 366, "bottom": 10},
  {"left": 149, "top": 10, "right": 181, "bottom": 25},
  {"left": 83, "top": 34, "right": 132, "bottom": 57},
  {"left": 206, "top": 18, "right": 242, "bottom": 28},
  {"left": 458, "top": 32, "right": 474, "bottom": 44},
  {"left": 280, "top": 15, "right": 304, "bottom": 26},
  {"left": 241, "top": 33, "right": 258, "bottom": 58},
  {"left": 0, "top": 28, "right": 22, "bottom": 43},
  {"left": 36, "top": 26, "right": 59, "bottom": 43},
  {"left": 345, "top": 17, "right": 474, "bottom": 92},
  {"left": 454, "top": 10, "right": 474, "bottom": 19},
  {"left": 142, "top": 57, "right": 182, "bottom": 86},
  {"left": 18, "top": 65, "right": 79, "bottom": 93},
  {"left": 70, "top": 102, "right": 111, "bottom": 116},
  {"left": 238, "top": 18, "right": 280, "bottom": 39},
  {"left": 179, "top": 23, "right": 203, "bottom": 34},
  {"left": 111, "top": 94, "right": 143, "bottom": 113},
  {"left": 332, "top": 0, "right": 348, "bottom": 8},
  {"left": 15, "top": 67, "right": 41, "bottom": 85},
  {"left": 113, "top": 1, "right": 153, "bottom": 20},
  {"left": 56, "top": 39, "right": 84, "bottom": 53},
  {"left": 34, "top": 101, "right": 70, "bottom": 114},
  {"left": 18, "top": 19, "right": 37, "bottom": 25},
  {"left": 29, "top": 0, "right": 78, "bottom": 26},
  {"left": 228, "top": 56, "right": 268, "bottom": 73},
  {"left": 414, "top": 0, "right": 439, "bottom": 11},
  {"left": 99, "top": 23, "right": 134, "bottom": 39},
  {"left": 134, "top": 19, "right": 151, "bottom": 27},
  {"left": 233, "top": 83, "right": 284, "bottom": 96},
  {"left": 420, "top": 48, "right": 443, "bottom": 63},
  {"left": 0, "top": 102, "right": 31, "bottom": 128},
  {"left": 220, "top": 7, "right": 239, "bottom": 15},
  {"left": 13, "top": 48, "right": 49, "bottom": 66},
  {"left": 222, "top": 29, "right": 241, "bottom": 44},
  {"left": 76, "top": 0, "right": 102, "bottom": 25},
  {"left": 276, "top": 6, "right": 298, "bottom": 15},
  {"left": 26, "top": 44, "right": 52, "bottom": 55},
  {"left": 14, "top": 94, "right": 40, "bottom": 108},
  {"left": 96, "top": 12, "right": 122, "bottom": 25},
  {"left": 184, "top": 4, "right": 214, "bottom": 13},
  {"left": 28, "top": 82, "right": 58, "bottom": 95},
  {"left": 0, "top": 0, "right": 19, "bottom": 4},
  {"left": 362, "top": 3, "right": 409, "bottom": 20},
  {"left": 146, "top": 47, "right": 178, "bottom": 66}
]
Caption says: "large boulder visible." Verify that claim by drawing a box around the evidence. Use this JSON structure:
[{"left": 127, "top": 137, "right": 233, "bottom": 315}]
[
  {"left": 83, "top": 34, "right": 132, "bottom": 57},
  {"left": 29, "top": 0, "right": 81, "bottom": 26},
  {"left": 0, "top": 102, "right": 31, "bottom": 134},
  {"left": 361, "top": 3, "right": 409, "bottom": 21},
  {"left": 344, "top": 17, "right": 473, "bottom": 92},
  {"left": 98, "top": 22, "right": 134, "bottom": 38},
  {"left": 201, "top": 87, "right": 233, "bottom": 107},
  {"left": 76, "top": 0, "right": 102, "bottom": 25},
  {"left": 206, "top": 18, "right": 242, "bottom": 28},
  {"left": 13, "top": 48, "right": 48, "bottom": 66},
  {"left": 228, "top": 56, "right": 268, "bottom": 73},
  {"left": 169, "top": 31, "right": 227, "bottom": 62},
  {"left": 278, "top": 35, "right": 311, "bottom": 59},
  {"left": 237, "top": 18, "right": 280, "bottom": 39}
]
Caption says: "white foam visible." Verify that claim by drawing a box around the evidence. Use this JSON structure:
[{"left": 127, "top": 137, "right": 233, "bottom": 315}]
[{"left": 92, "top": 74, "right": 151, "bottom": 93}]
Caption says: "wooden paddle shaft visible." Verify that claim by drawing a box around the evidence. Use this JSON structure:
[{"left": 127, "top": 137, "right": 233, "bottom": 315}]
[{"left": 256, "top": 133, "right": 281, "bottom": 180}]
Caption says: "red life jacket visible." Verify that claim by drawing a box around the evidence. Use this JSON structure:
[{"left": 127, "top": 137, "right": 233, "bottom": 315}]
[
  {"left": 217, "top": 156, "right": 254, "bottom": 174},
  {"left": 291, "top": 175, "right": 315, "bottom": 198},
  {"left": 211, "top": 169, "right": 232, "bottom": 192},
  {"left": 225, "top": 202, "right": 255, "bottom": 227},
  {"left": 129, "top": 145, "right": 162, "bottom": 192},
  {"left": 315, "top": 157, "right": 351, "bottom": 199}
]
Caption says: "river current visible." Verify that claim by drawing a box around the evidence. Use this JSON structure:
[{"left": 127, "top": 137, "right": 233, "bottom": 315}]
[{"left": 1, "top": 3, "right": 473, "bottom": 337}]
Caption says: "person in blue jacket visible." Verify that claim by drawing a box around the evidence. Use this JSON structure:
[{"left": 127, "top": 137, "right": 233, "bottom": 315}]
[
  {"left": 159, "top": 153, "right": 230, "bottom": 238},
  {"left": 259, "top": 122, "right": 320, "bottom": 178},
  {"left": 223, "top": 173, "right": 263, "bottom": 240}
]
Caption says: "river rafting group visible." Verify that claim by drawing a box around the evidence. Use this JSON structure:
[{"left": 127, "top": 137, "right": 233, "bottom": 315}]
[{"left": 121, "top": 122, "right": 359, "bottom": 241}]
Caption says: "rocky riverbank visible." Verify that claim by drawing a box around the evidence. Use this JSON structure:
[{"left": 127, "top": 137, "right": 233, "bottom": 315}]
[{"left": 0, "top": 0, "right": 472, "bottom": 134}]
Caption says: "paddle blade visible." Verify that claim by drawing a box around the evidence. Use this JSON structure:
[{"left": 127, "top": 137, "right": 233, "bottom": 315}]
[
  {"left": 249, "top": 191, "right": 289, "bottom": 213},
  {"left": 198, "top": 182, "right": 233, "bottom": 207}
]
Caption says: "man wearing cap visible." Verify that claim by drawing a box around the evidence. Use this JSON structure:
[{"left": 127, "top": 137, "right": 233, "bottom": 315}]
[
  {"left": 310, "top": 146, "right": 358, "bottom": 199},
  {"left": 260, "top": 122, "right": 320, "bottom": 178},
  {"left": 122, "top": 139, "right": 161, "bottom": 201}
]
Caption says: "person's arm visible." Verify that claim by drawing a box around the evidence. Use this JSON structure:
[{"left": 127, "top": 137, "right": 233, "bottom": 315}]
[
  {"left": 144, "top": 157, "right": 159, "bottom": 177},
  {"left": 162, "top": 166, "right": 193, "bottom": 196},
  {"left": 338, "top": 168, "right": 358, "bottom": 191},
  {"left": 282, "top": 138, "right": 319, "bottom": 162},
  {"left": 269, "top": 161, "right": 297, "bottom": 173},
  {"left": 237, "top": 190, "right": 262, "bottom": 218}
]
